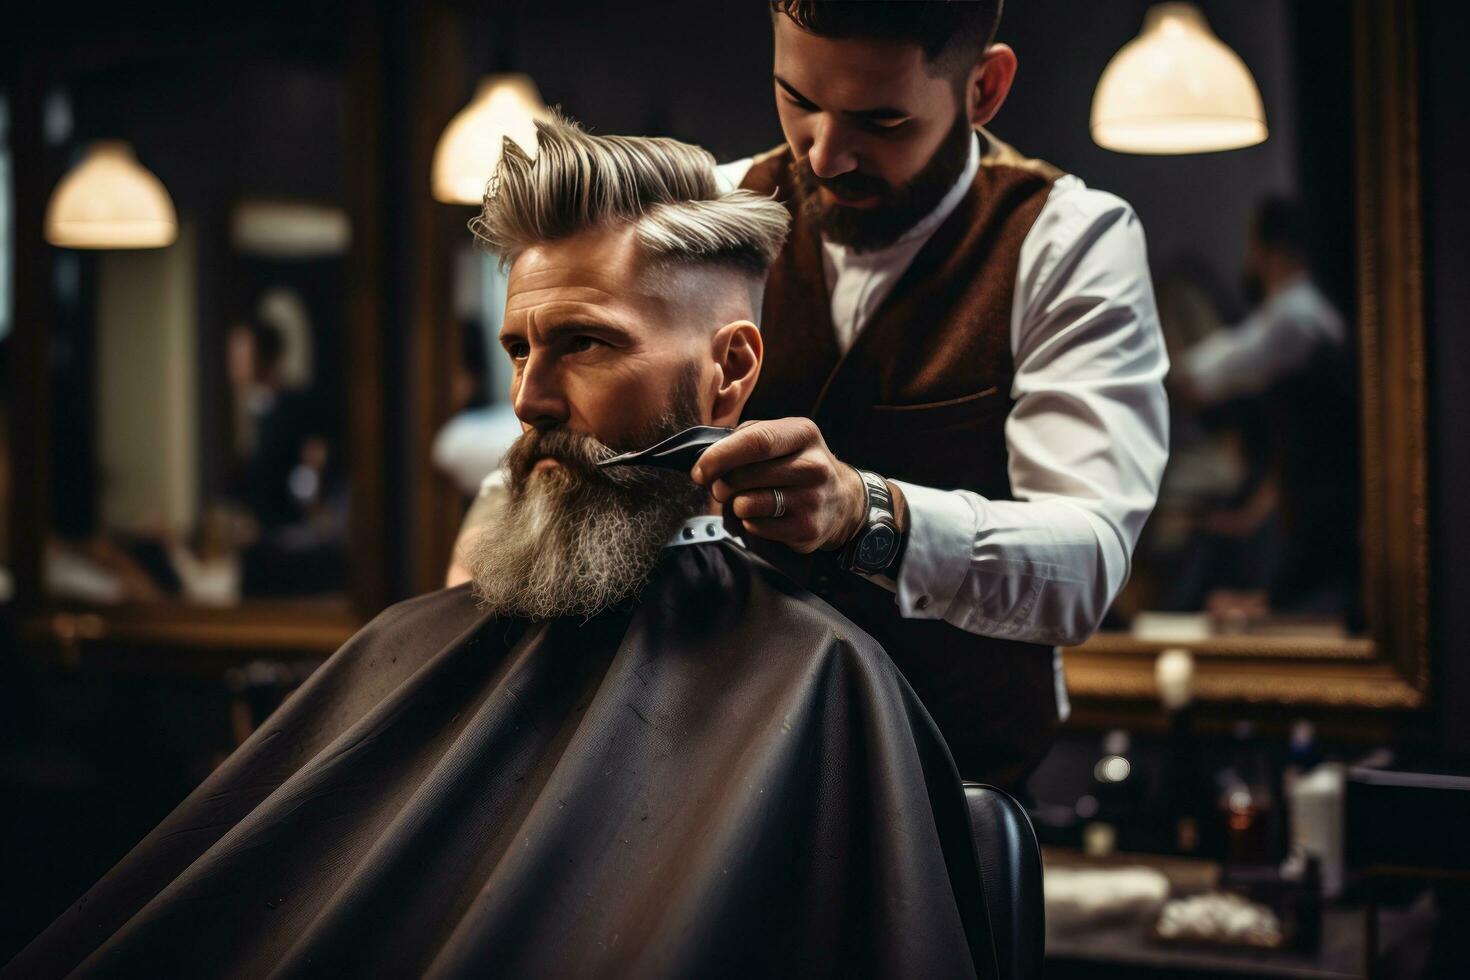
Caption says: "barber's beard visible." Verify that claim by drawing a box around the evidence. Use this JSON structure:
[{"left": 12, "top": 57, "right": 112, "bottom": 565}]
[
  {"left": 796, "top": 112, "right": 973, "bottom": 253},
  {"left": 464, "top": 390, "right": 707, "bottom": 620}
]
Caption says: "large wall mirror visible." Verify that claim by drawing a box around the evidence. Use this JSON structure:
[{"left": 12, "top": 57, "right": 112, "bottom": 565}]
[
  {"left": 1030, "top": 0, "right": 1427, "bottom": 716},
  {"left": 47, "top": 68, "right": 351, "bottom": 609},
  {"left": 8, "top": 14, "right": 386, "bottom": 653}
]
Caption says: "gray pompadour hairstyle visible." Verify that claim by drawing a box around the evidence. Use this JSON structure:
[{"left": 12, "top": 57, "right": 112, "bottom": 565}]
[{"left": 470, "top": 113, "right": 789, "bottom": 278}]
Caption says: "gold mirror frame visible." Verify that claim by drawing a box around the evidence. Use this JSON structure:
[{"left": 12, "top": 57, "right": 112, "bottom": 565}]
[{"left": 1064, "top": 0, "right": 1427, "bottom": 713}]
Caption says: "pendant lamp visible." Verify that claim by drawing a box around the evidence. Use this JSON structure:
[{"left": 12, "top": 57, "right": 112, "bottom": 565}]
[
  {"left": 44, "top": 141, "right": 178, "bottom": 248},
  {"left": 1091, "top": 3, "right": 1268, "bottom": 154},
  {"left": 431, "top": 73, "right": 550, "bottom": 205}
]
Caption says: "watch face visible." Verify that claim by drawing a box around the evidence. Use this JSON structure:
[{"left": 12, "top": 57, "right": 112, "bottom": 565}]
[{"left": 857, "top": 524, "right": 898, "bottom": 571}]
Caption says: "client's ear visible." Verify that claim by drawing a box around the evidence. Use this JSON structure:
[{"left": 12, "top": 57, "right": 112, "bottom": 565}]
[{"left": 709, "top": 320, "right": 763, "bottom": 426}]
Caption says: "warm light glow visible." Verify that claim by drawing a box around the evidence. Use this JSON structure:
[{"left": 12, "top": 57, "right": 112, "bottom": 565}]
[
  {"left": 431, "top": 74, "right": 551, "bottom": 205},
  {"left": 44, "top": 141, "right": 178, "bottom": 248},
  {"left": 1155, "top": 647, "right": 1196, "bottom": 710},
  {"left": 1091, "top": 3, "right": 1267, "bottom": 155},
  {"left": 230, "top": 199, "right": 351, "bottom": 259},
  {"left": 1095, "top": 755, "right": 1133, "bottom": 783}
]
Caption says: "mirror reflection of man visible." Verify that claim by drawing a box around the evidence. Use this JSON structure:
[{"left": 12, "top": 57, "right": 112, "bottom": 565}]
[
  {"left": 1175, "top": 195, "right": 1358, "bottom": 620},
  {"left": 452, "top": 1, "right": 1170, "bottom": 789},
  {"left": 1176, "top": 196, "right": 1348, "bottom": 408}
]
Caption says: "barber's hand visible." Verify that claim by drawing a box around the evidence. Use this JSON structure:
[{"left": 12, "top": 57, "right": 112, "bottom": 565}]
[{"left": 691, "top": 417, "right": 867, "bottom": 554}]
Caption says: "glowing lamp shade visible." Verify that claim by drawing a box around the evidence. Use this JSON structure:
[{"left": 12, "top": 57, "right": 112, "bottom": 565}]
[
  {"left": 431, "top": 74, "right": 551, "bottom": 205},
  {"left": 45, "top": 141, "right": 178, "bottom": 249},
  {"left": 1091, "top": 3, "right": 1267, "bottom": 155}
]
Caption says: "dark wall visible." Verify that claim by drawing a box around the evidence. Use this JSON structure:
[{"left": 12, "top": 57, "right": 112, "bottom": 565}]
[
  {"left": 461, "top": 0, "right": 783, "bottom": 162},
  {"left": 1421, "top": 0, "right": 1470, "bottom": 752}
]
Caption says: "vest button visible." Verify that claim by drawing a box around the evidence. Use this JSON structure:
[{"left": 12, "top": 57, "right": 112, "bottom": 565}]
[{"left": 916, "top": 594, "right": 931, "bottom": 611}]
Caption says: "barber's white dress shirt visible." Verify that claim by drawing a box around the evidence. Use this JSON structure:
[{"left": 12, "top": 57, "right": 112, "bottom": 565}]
[
  {"left": 717, "top": 134, "right": 1171, "bottom": 717},
  {"left": 1181, "top": 273, "right": 1345, "bottom": 404}
]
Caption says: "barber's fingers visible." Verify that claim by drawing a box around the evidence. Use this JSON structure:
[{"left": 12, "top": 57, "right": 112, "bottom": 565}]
[
  {"left": 710, "top": 455, "right": 825, "bottom": 502},
  {"left": 738, "top": 515, "right": 823, "bottom": 553},
  {"left": 692, "top": 417, "right": 823, "bottom": 485},
  {"left": 730, "top": 488, "right": 792, "bottom": 521}
]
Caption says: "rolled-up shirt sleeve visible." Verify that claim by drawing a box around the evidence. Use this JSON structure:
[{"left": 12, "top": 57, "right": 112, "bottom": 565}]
[{"left": 891, "top": 180, "right": 1170, "bottom": 647}]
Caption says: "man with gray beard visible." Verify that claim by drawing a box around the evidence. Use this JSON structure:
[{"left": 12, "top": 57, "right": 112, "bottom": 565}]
[
  {"left": 7, "top": 117, "right": 999, "bottom": 980},
  {"left": 465, "top": 372, "right": 706, "bottom": 621}
]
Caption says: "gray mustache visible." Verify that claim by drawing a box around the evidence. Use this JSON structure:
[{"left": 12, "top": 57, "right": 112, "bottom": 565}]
[{"left": 504, "top": 427, "right": 684, "bottom": 493}]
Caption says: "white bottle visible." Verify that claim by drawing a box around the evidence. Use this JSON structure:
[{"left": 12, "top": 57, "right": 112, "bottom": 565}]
[{"left": 1287, "top": 762, "right": 1345, "bottom": 898}]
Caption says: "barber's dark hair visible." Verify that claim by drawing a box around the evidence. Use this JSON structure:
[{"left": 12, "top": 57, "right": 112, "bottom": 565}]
[
  {"left": 1253, "top": 194, "right": 1309, "bottom": 257},
  {"left": 769, "top": 0, "right": 1003, "bottom": 77}
]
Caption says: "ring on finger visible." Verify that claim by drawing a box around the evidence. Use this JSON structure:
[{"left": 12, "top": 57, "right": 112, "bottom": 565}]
[{"left": 771, "top": 488, "right": 787, "bottom": 519}]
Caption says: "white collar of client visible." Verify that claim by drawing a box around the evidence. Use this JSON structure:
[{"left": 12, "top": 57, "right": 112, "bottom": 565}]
[
  {"left": 668, "top": 515, "right": 741, "bottom": 549},
  {"left": 459, "top": 113, "right": 785, "bottom": 621}
]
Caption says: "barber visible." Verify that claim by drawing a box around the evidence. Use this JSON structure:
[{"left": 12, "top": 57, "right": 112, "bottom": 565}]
[
  {"left": 690, "top": 0, "right": 1169, "bottom": 789},
  {"left": 450, "top": 0, "right": 1169, "bottom": 790}
]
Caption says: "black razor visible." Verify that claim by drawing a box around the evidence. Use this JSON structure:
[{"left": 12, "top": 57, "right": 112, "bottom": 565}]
[{"left": 596, "top": 425, "right": 734, "bottom": 471}]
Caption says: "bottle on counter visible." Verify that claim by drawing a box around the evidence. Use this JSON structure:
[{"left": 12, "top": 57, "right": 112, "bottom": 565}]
[
  {"left": 1282, "top": 719, "right": 1322, "bottom": 796},
  {"left": 1156, "top": 649, "right": 1206, "bottom": 854},
  {"left": 1218, "top": 721, "right": 1278, "bottom": 865},
  {"left": 1285, "top": 734, "right": 1345, "bottom": 899},
  {"left": 1081, "top": 728, "right": 1146, "bottom": 855}
]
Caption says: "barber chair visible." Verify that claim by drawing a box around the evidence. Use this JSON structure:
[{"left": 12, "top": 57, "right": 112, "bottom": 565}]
[{"left": 963, "top": 782, "right": 1045, "bottom": 979}]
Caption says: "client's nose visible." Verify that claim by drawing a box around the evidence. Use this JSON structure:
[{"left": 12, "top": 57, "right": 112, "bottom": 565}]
[{"left": 512, "top": 356, "right": 570, "bottom": 428}]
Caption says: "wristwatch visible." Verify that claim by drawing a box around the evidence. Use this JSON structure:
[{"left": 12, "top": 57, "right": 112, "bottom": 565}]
[{"left": 839, "top": 468, "right": 906, "bottom": 577}]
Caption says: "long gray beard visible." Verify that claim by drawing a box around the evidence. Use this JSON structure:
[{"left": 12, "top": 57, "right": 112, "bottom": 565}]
[{"left": 464, "top": 419, "right": 706, "bottom": 620}]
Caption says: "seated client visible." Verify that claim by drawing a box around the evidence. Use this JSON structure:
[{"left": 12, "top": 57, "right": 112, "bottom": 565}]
[{"left": 7, "top": 117, "right": 995, "bottom": 980}]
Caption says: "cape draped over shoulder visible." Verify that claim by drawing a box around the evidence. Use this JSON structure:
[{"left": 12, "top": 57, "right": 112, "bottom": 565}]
[{"left": 6, "top": 543, "right": 995, "bottom": 979}]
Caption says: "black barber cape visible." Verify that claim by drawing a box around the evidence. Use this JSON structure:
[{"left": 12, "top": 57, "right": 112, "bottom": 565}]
[{"left": 7, "top": 541, "right": 996, "bottom": 979}]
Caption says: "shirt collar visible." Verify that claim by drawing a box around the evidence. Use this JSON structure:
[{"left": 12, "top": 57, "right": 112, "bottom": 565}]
[
  {"left": 664, "top": 515, "right": 741, "bottom": 549},
  {"left": 822, "top": 131, "right": 981, "bottom": 261}
]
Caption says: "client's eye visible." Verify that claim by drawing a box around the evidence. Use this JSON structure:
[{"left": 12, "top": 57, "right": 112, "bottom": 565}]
[
  {"left": 568, "top": 335, "right": 604, "bottom": 354},
  {"left": 505, "top": 341, "right": 529, "bottom": 361}
]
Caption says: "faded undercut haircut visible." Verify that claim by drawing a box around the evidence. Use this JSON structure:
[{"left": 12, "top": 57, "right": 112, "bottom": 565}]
[
  {"left": 470, "top": 113, "right": 790, "bottom": 288},
  {"left": 770, "top": 0, "right": 1003, "bottom": 81}
]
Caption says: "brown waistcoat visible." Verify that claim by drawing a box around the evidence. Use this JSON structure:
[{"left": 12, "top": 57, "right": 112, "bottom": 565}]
[{"left": 739, "top": 136, "right": 1063, "bottom": 788}]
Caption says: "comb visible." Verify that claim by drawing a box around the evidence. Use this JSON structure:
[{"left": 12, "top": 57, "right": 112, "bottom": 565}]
[{"left": 596, "top": 425, "right": 734, "bottom": 471}]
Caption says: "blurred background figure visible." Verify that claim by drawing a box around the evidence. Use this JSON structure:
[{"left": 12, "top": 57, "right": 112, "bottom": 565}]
[
  {"left": 228, "top": 317, "right": 315, "bottom": 529},
  {"left": 430, "top": 315, "right": 521, "bottom": 497},
  {"left": 1182, "top": 196, "right": 1348, "bottom": 404},
  {"left": 225, "top": 302, "right": 347, "bottom": 598},
  {"left": 1168, "top": 195, "right": 1359, "bottom": 624}
]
